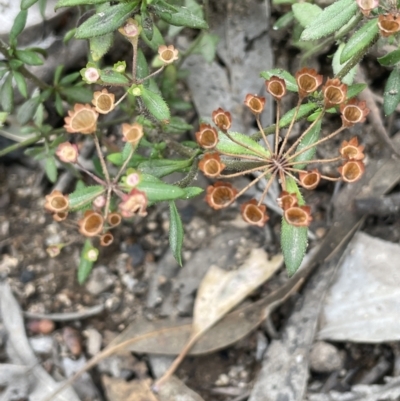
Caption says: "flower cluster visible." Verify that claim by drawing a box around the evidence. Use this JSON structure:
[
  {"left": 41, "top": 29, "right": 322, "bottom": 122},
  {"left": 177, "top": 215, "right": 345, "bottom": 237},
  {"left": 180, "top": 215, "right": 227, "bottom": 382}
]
[{"left": 196, "top": 68, "right": 369, "bottom": 228}]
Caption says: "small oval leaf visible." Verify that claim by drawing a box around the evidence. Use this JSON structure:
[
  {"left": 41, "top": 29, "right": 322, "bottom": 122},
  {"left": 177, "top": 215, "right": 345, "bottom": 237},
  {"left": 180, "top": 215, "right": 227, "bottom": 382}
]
[
  {"left": 384, "top": 67, "right": 400, "bottom": 116},
  {"left": 140, "top": 86, "right": 171, "bottom": 122},
  {"left": 169, "top": 201, "right": 183, "bottom": 266},
  {"left": 69, "top": 185, "right": 106, "bottom": 210}
]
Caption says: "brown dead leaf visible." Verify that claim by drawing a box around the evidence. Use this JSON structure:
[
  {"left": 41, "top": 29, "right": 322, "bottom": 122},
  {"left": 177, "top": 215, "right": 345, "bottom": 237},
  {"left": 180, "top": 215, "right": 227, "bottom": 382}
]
[
  {"left": 157, "top": 376, "right": 205, "bottom": 401},
  {"left": 102, "top": 376, "right": 158, "bottom": 401}
]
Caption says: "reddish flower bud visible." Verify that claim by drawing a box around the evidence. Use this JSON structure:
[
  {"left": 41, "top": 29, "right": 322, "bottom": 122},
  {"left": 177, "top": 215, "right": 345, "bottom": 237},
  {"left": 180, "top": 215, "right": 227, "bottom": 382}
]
[
  {"left": 195, "top": 123, "right": 219, "bottom": 149},
  {"left": 265, "top": 76, "right": 286, "bottom": 100},
  {"left": 206, "top": 182, "right": 238, "bottom": 210},
  {"left": 295, "top": 68, "right": 323, "bottom": 98},
  {"left": 198, "top": 153, "right": 226, "bottom": 178},
  {"left": 93, "top": 195, "right": 106, "bottom": 209},
  {"left": 338, "top": 160, "right": 365, "bottom": 183},
  {"left": 107, "top": 212, "right": 122, "bottom": 228},
  {"left": 240, "top": 199, "right": 269, "bottom": 227},
  {"left": 356, "top": 0, "right": 378, "bottom": 16},
  {"left": 212, "top": 108, "right": 232, "bottom": 131},
  {"left": 158, "top": 45, "right": 179, "bottom": 65},
  {"left": 92, "top": 89, "right": 115, "bottom": 114},
  {"left": 64, "top": 104, "right": 98, "bottom": 134},
  {"left": 100, "top": 232, "right": 114, "bottom": 247},
  {"left": 56, "top": 142, "right": 79, "bottom": 164},
  {"left": 82, "top": 67, "right": 100, "bottom": 83},
  {"left": 118, "top": 18, "right": 141, "bottom": 39},
  {"left": 378, "top": 14, "right": 400, "bottom": 37},
  {"left": 78, "top": 210, "right": 104, "bottom": 237},
  {"left": 277, "top": 191, "right": 298, "bottom": 211},
  {"left": 122, "top": 123, "right": 144, "bottom": 146},
  {"left": 244, "top": 94, "right": 266, "bottom": 115},
  {"left": 299, "top": 169, "right": 321, "bottom": 190},
  {"left": 322, "top": 78, "right": 347, "bottom": 108},
  {"left": 118, "top": 189, "right": 147, "bottom": 218},
  {"left": 44, "top": 190, "right": 69, "bottom": 213},
  {"left": 125, "top": 171, "right": 141, "bottom": 187},
  {"left": 284, "top": 205, "right": 313, "bottom": 227},
  {"left": 340, "top": 137, "right": 365, "bottom": 160},
  {"left": 340, "top": 99, "right": 369, "bottom": 127}
]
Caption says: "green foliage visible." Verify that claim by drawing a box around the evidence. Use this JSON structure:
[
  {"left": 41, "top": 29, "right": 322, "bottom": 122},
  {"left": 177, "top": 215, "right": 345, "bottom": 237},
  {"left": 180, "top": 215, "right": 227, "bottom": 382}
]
[
  {"left": 78, "top": 239, "right": 96, "bottom": 284},
  {"left": 260, "top": 69, "right": 298, "bottom": 92},
  {"left": 69, "top": 186, "right": 106, "bottom": 210},
  {"left": 140, "top": 86, "right": 171, "bottom": 121},
  {"left": 217, "top": 131, "right": 270, "bottom": 157},
  {"left": 294, "top": 119, "right": 322, "bottom": 170},
  {"left": 169, "top": 201, "right": 184, "bottom": 266},
  {"left": 384, "top": 67, "right": 400, "bottom": 116}
]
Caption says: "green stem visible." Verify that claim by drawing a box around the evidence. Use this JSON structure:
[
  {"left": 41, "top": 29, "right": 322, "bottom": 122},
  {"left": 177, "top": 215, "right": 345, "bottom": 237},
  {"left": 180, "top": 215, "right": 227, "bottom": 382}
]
[{"left": 0, "top": 132, "right": 42, "bottom": 157}]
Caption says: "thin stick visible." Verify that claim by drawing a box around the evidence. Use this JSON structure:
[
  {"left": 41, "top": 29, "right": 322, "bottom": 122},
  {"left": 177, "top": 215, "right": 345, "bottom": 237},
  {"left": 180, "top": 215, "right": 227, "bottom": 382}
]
[
  {"left": 137, "top": 65, "right": 165, "bottom": 84},
  {"left": 218, "top": 164, "right": 270, "bottom": 178},
  {"left": 131, "top": 37, "right": 139, "bottom": 84},
  {"left": 76, "top": 162, "right": 107, "bottom": 186},
  {"left": 113, "top": 145, "right": 135, "bottom": 183},
  {"left": 274, "top": 101, "right": 281, "bottom": 154},
  {"left": 258, "top": 172, "right": 277, "bottom": 206},
  {"left": 93, "top": 134, "right": 110, "bottom": 184},
  {"left": 278, "top": 98, "right": 302, "bottom": 157},
  {"left": 256, "top": 115, "right": 273, "bottom": 154},
  {"left": 114, "top": 91, "right": 129, "bottom": 108}
]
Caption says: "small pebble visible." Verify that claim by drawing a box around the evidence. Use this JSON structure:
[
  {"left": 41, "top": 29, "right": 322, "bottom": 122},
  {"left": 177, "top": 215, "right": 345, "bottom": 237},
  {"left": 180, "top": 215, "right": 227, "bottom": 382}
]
[
  {"left": 126, "top": 243, "right": 145, "bottom": 266},
  {"left": 27, "top": 319, "right": 55, "bottom": 334},
  {"left": 310, "top": 341, "right": 343, "bottom": 373},
  {"left": 215, "top": 373, "right": 230, "bottom": 386},
  {"left": 29, "top": 336, "right": 54, "bottom": 355}
]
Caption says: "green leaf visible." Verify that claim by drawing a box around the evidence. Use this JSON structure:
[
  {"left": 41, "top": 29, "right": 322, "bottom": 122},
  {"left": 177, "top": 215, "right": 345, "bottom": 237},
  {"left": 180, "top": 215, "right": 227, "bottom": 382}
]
[
  {"left": 378, "top": 49, "right": 400, "bottom": 66},
  {"left": 17, "top": 97, "right": 41, "bottom": 124},
  {"left": 139, "top": 17, "right": 165, "bottom": 51},
  {"left": 151, "top": 0, "right": 209, "bottom": 29},
  {"left": 90, "top": 33, "right": 114, "bottom": 61},
  {"left": 141, "top": 6, "right": 154, "bottom": 41},
  {"left": 137, "top": 180, "right": 186, "bottom": 202},
  {"left": 15, "top": 49, "right": 44, "bottom": 66},
  {"left": 61, "top": 86, "right": 93, "bottom": 103},
  {"left": 34, "top": 103, "right": 44, "bottom": 126},
  {"left": 122, "top": 142, "right": 134, "bottom": 161},
  {"left": 77, "top": 240, "right": 95, "bottom": 284},
  {"left": 292, "top": 3, "right": 322, "bottom": 28},
  {"left": 136, "top": 49, "right": 149, "bottom": 82},
  {"left": 100, "top": 69, "right": 130, "bottom": 85},
  {"left": 280, "top": 177, "right": 307, "bottom": 277},
  {"left": 273, "top": 11, "right": 294, "bottom": 30},
  {"left": 384, "top": 67, "right": 400, "bottom": 116},
  {"left": 347, "top": 83, "right": 367, "bottom": 99},
  {"left": 59, "top": 71, "right": 80, "bottom": 85},
  {"left": 340, "top": 18, "right": 378, "bottom": 64},
  {"left": 21, "top": 0, "right": 39, "bottom": 9},
  {"left": 0, "top": 73, "right": 14, "bottom": 113},
  {"left": 279, "top": 103, "right": 318, "bottom": 128},
  {"left": 56, "top": 0, "right": 109, "bottom": 8},
  {"left": 301, "top": 0, "right": 358, "bottom": 41},
  {"left": 55, "top": 92, "right": 64, "bottom": 116},
  {"left": 10, "top": 10, "right": 27, "bottom": 41},
  {"left": 191, "top": 33, "right": 219, "bottom": 63},
  {"left": 140, "top": 86, "right": 170, "bottom": 122},
  {"left": 294, "top": 119, "right": 322, "bottom": 169},
  {"left": 138, "top": 158, "right": 192, "bottom": 177},
  {"left": 217, "top": 131, "right": 270, "bottom": 158},
  {"left": 162, "top": 116, "right": 193, "bottom": 134},
  {"left": 169, "top": 201, "right": 183, "bottom": 266},
  {"left": 107, "top": 152, "right": 147, "bottom": 167},
  {"left": 69, "top": 185, "right": 106, "bottom": 210},
  {"left": 75, "top": 2, "right": 139, "bottom": 39},
  {"left": 12, "top": 70, "right": 28, "bottom": 98},
  {"left": 260, "top": 69, "right": 298, "bottom": 92},
  {"left": 182, "top": 186, "right": 203, "bottom": 199},
  {"left": 332, "top": 42, "right": 356, "bottom": 85},
  {"left": 53, "top": 65, "right": 64, "bottom": 85},
  {"left": 45, "top": 157, "right": 58, "bottom": 183}
]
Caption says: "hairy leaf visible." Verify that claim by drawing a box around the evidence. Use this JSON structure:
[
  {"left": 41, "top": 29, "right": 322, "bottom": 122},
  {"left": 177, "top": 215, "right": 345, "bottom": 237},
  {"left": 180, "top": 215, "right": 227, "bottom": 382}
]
[
  {"left": 69, "top": 185, "right": 106, "bottom": 210},
  {"left": 260, "top": 68, "right": 298, "bottom": 92},
  {"left": 217, "top": 131, "right": 270, "bottom": 157},
  {"left": 294, "top": 119, "right": 322, "bottom": 169},
  {"left": 169, "top": 201, "right": 184, "bottom": 266},
  {"left": 384, "top": 67, "right": 400, "bottom": 116}
]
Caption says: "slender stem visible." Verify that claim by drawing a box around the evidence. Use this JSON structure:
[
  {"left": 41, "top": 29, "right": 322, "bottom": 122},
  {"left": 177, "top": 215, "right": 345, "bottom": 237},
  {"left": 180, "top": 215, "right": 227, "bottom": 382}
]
[
  {"left": 218, "top": 150, "right": 266, "bottom": 162},
  {"left": 223, "top": 131, "right": 269, "bottom": 159},
  {"left": 286, "top": 126, "right": 346, "bottom": 162},
  {"left": 287, "top": 155, "right": 342, "bottom": 167},
  {"left": 258, "top": 172, "right": 277, "bottom": 206},
  {"left": 76, "top": 162, "right": 107, "bottom": 186},
  {"left": 218, "top": 163, "right": 270, "bottom": 178},
  {"left": 0, "top": 133, "right": 42, "bottom": 157},
  {"left": 131, "top": 37, "right": 139, "bottom": 84},
  {"left": 173, "top": 158, "right": 198, "bottom": 188},
  {"left": 283, "top": 170, "right": 302, "bottom": 186},
  {"left": 113, "top": 145, "right": 135, "bottom": 183},
  {"left": 320, "top": 174, "right": 341, "bottom": 181},
  {"left": 283, "top": 108, "right": 325, "bottom": 157},
  {"left": 278, "top": 98, "right": 302, "bottom": 157},
  {"left": 104, "top": 186, "right": 112, "bottom": 219},
  {"left": 114, "top": 92, "right": 129, "bottom": 108},
  {"left": 256, "top": 115, "right": 273, "bottom": 154},
  {"left": 93, "top": 133, "right": 110, "bottom": 184},
  {"left": 137, "top": 65, "right": 165, "bottom": 84},
  {"left": 279, "top": 170, "right": 287, "bottom": 191},
  {"left": 274, "top": 101, "right": 281, "bottom": 155}
]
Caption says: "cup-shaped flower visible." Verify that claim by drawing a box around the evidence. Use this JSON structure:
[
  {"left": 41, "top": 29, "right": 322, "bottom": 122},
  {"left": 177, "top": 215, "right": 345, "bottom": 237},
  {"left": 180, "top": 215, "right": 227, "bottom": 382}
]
[
  {"left": 295, "top": 68, "right": 323, "bottom": 99},
  {"left": 244, "top": 94, "right": 266, "bottom": 115},
  {"left": 92, "top": 89, "right": 115, "bottom": 114},
  {"left": 195, "top": 123, "right": 218, "bottom": 149},
  {"left": 277, "top": 191, "right": 298, "bottom": 211},
  {"left": 206, "top": 182, "right": 238, "bottom": 210},
  {"left": 299, "top": 169, "right": 321, "bottom": 190},
  {"left": 322, "top": 78, "right": 347, "bottom": 108},
  {"left": 118, "top": 189, "right": 148, "bottom": 218},
  {"left": 100, "top": 232, "right": 114, "bottom": 247},
  {"left": 81, "top": 67, "right": 100, "bottom": 84},
  {"left": 122, "top": 123, "right": 144, "bottom": 146},
  {"left": 198, "top": 153, "right": 226, "bottom": 178},
  {"left": 240, "top": 199, "right": 269, "bottom": 227},
  {"left": 107, "top": 212, "right": 122, "bottom": 228},
  {"left": 118, "top": 18, "right": 141, "bottom": 39},
  {"left": 265, "top": 76, "right": 286, "bottom": 100},
  {"left": 56, "top": 142, "right": 79, "bottom": 164},
  {"left": 284, "top": 205, "right": 313, "bottom": 227},
  {"left": 212, "top": 108, "right": 232, "bottom": 131},
  {"left": 78, "top": 211, "right": 104, "bottom": 237},
  {"left": 378, "top": 14, "right": 400, "bottom": 37},
  {"left": 53, "top": 211, "right": 68, "bottom": 222},
  {"left": 45, "top": 190, "right": 69, "bottom": 213},
  {"left": 340, "top": 99, "right": 369, "bottom": 127},
  {"left": 356, "top": 0, "right": 379, "bottom": 16},
  {"left": 338, "top": 160, "right": 365, "bottom": 183},
  {"left": 340, "top": 137, "right": 365, "bottom": 160},
  {"left": 158, "top": 45, "right": 179, "bottom": 65},
  {"left": 64, "top": 104, "right": 98, "bottom": 134}
]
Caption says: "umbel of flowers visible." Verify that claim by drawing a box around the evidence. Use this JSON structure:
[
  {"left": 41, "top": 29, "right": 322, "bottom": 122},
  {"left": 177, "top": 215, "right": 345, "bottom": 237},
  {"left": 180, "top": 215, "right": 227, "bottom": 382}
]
[{"left": 196, "top": 68, "right": 369, "bottom": 228}]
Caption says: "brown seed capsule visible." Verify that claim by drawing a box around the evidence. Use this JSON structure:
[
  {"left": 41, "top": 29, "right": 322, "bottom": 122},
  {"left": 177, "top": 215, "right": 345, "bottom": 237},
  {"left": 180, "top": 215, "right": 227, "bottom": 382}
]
[
  {"left": 64, "top": 104, "right": 98, "bottom": 134},
  {"left": 244, "top": 94, "right": 266, "bottom": 115},
  {"left": 265, "top": 76, "right": 287, "bottom": 100},
  {"left": 92, "top": 89, "right": 115, "bottom": 114},
  {"left": 338, "top": 160, "right": 365, "bottom": 183},
  {"left": 295, "top": 68, "right": 323, "bottom": 99},
  {"left": 240, "top": 199, "right": 269, "bottom": 227},
  {"left": 322, "top": 78, "right": 347, "bottom": 108},
  {"left": 205, "top": 182, "right": 238, "bottom": 210},
  {"left": 299, "top": 169, "right": 321, "bottom": 190},
  {"left": 44, "top": 190, "right": 69, "bottom": 213},
  {"left": 340, "top": 137, "right": 365, "bottom": 160},
  {"left": 198, "top": 153, "right": 226, "bottom": 178},
  {"left": 195, "top": 123, "right": 219, "bottom": 149},
  {"left": 340, "top": 99, "right": 369, "bottom": 127},
  {"left": 284, "top": 205, "right": 313, "bottom": 227},
  {"left": 277, "top": 191, "right": 298, "bottom": 210},
  {"left": 78, "top": 211, "right": 104, "bottom": 237},
  {"left": 212, "top": 108, "right": 232, "bottom": 131},
  {"left": 378, "top": 14, "right": 400, "bottom": 37}
]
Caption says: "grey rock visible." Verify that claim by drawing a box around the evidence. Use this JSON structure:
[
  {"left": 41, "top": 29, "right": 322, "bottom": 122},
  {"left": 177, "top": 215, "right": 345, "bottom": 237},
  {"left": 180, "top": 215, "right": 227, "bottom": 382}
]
[
  {"left": 309, "top": 341, "right": 343, "bottom": 373},
  {"left": 85, "top": 266, "right": 116, "bottom": 296}
]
